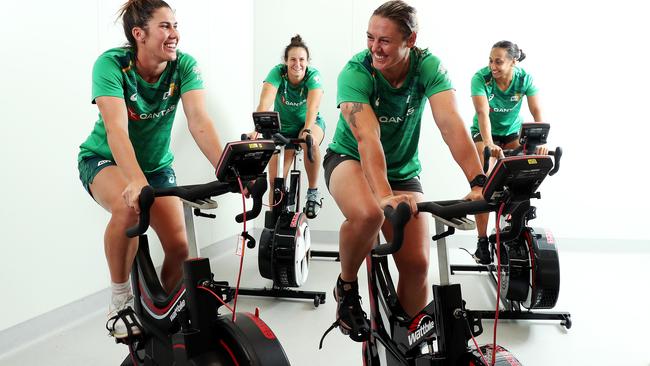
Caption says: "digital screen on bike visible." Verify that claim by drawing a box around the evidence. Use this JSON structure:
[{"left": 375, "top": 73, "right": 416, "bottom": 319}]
[
  {"left": 483, "top": 155, "right": 554, "bottom": 202},
  {"left": 519, "top": 122, "right": 550, "bottom": 146},
  {"left": 215, "top": 140, "right": 276, "bottom": 183},
  {"left": 252, "top": 111, "right": 281, "bottom": 138}
]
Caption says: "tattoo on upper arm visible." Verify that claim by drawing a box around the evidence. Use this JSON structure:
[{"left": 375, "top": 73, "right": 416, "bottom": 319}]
[{"left": 345, "top": 102, "right": 363, "bottom": 128}]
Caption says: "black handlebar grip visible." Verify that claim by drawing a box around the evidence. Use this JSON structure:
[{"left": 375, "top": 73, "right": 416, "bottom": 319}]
[
  {"left": 241, "top": 133, "right": 250, "bottom": 141},
  {"left": 126, "top": 185, "right": 155, "bottom": 238},
  {"left": 502, "top": 148, "right": 518, "bottom": 157},
  {"left": 483, "top": 146, "right": 491, "bottom": 173},
  {"left": 235, "top": 177, "right": 268, "bottom": 223},
  {"left": 273, "top": 132, "right": 291, "bottom": 146},
  {"left": 372, "top": 202, "right": 412, "bottom": 256},
  {"left": 305, "top": 133, "right": 314, "bottom": 163},
  {"left": 549, "top": 146, "right": 562, "bottom": 176}
]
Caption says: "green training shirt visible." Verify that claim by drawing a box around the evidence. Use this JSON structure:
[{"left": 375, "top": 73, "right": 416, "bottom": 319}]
[
  {"left": 329, "top": 48, "right": 453, "bottom": 181},
  {"left": 264, "top": 65, "right": 325, "bottom": 136},
  {"left": 78, "top": 47, "right": 204, "bottom": 173},
  {"left": 470, "top": 66, "right": 538, "bottom": 137}
]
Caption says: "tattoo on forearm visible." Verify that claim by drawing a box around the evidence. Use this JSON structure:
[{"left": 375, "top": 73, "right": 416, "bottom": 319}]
[{"left": 346, "top": 102, "right": 363, "bottom": 128}]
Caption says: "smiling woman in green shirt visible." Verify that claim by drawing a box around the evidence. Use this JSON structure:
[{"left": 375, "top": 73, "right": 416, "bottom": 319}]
[
  {"left": 77, "top": 0, "right": 223, "bottom": 339},
  {"left": 255, "top": 35, "right": 326, "bottom": 219},
  {"left": 470, "top": 40, "right": 547, "bottom": 264},
  {"left": 323, "top": 0, "right": 485, "bottom": 343}
]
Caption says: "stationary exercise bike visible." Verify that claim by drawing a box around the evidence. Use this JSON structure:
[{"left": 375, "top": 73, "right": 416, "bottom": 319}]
[
  {"left": 235, "top": 111, "right": 326, "bottom": 307},
  {"left": 450, "top": 123, "right": 571, "bottom": 328},
  {"left": 361, "top": 148, "right": 562, "bottom": 365},
  {"left": 119, "top": 139, "right": 292, "bottom": 365}
]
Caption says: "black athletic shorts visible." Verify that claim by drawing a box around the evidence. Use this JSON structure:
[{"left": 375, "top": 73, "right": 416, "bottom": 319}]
[
  {"left": 471, "top": 131, "right": 519, "bottom": 146},
  {"left": 322, "top": 148, "right": 423, "bottom": 193}
]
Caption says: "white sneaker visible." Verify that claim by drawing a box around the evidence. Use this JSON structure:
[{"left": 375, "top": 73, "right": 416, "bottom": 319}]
[{"left": 106, "top": 293, "right": 142, "bottom": 338}]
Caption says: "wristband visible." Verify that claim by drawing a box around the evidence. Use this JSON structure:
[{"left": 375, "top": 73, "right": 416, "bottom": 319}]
[{"left": 469, "top": 174, "right": 487, "bottom": 188}]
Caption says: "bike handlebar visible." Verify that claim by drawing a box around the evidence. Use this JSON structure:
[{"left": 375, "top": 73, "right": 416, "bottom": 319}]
[
  {"left": 368, "top": 195, "right": 546, "bottom": 256},
  {"left": 371, "top": 202, "right": 412, "bottom": 256},
  {"left": 242, "top": 132, "right": 315, "bottom": 163},
  {"left": 417, "top": 199, "right": 495, "bottom": 220},
  {"left": 125, "top": 177, "right": 267, "bottom": 238},
  {"left": 548, "top": 147, "right": 562, "bottom": 176},
  {"left": 483, "top": 146, "right": 491, "bottom": 173},
  {"left": 370, "top": 199, "right": 497, "bottom": 256},
  {"left": 235, "top": 178, "right": 267, "bottom": 223},
  {"left": 272, "top": 132, "right": 314, "bottom": 163},
  {"left": 305, "top": 134, "right": 314, "bottom": 163},
  {"left": 126, "top": 185, "right": 155, "bottom": 238}
]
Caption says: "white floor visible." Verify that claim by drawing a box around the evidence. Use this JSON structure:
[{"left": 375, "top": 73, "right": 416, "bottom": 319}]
[{"left": 1, "top": 236, "right": 649, "bottom": 366}]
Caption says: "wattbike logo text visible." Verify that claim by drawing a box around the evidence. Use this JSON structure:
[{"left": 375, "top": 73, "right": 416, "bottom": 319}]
[
  {"left": 170, "top": 299, "right": 186, "bottom": 322},
  {"left": 407, "top": 314, "right": 435, "bottom": 346}
]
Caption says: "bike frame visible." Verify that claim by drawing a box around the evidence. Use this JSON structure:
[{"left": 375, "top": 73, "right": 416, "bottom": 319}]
[
  {"left": 270, "top": 142, "right": 303, "bottom": 223},
  {"left": 364, "top": 220, "right": 484, "bottom": 366}
]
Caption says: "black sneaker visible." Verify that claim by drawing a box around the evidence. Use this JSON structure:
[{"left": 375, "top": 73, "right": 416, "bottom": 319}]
[
  {"left": 319, "top": 276, "right": 370, "bottom": 348},
  {"left": 474, "top": 237, "right": 491, "bottom": 264},
  {"left": 333, "top": 276, "right": 370, "bottom": 342}
]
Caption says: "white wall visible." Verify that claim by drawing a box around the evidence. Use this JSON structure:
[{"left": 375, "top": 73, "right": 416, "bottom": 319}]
[
  {"left": 253, "top": 0, "right": 649, "bottom": 241},
  {"left": 0, "top": 0, "right": 253, "bottom": 331}
]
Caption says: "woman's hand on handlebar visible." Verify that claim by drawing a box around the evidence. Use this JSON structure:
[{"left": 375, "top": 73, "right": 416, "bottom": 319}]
[
  {"left": 122, "top": 179, "right": 149, "bottom": 214},
  {"left": 463, "top": 186, "right": 484, "bottom": 202},
  {"left": 299, "top": 129, "right": 312, "bottom": 146},
  {"left": 379, "top": 193, "right": 418, "bottom": 216},
  {"left": 485, "top": 142, "right": 504, "bottom": 158},
  {"left": 535, "top": 144, "right": 549, "bottom": 155},
  {"left": 242, "top": 180, "right": 255, "bottom": 198},
  {"left": 243, "top": 131, "right": 258, "bottom": 140}
]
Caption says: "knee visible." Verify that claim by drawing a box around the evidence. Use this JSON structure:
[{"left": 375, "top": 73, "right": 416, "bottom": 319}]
[
  {"left": 110, "top": 200, "right": 138, "bottom": 228},
  {"left": 164, "top": 240, "right": 189, "bottom": 262},
  {"left": 349, "top": 207, "right": 384, "bottom": 234},
  {"left": 399, "top": 257, "right": 429, "bottom": 285}
]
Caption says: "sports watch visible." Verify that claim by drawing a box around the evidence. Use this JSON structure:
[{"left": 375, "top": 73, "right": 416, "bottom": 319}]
[{"left": 469, "top": 174, "right": 488, "bottom": 188}]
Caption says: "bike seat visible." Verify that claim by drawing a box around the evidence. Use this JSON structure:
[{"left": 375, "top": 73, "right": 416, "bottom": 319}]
[
  {"left": 430, "top": 214, "right": 476, "bottom": 231},
  {"left": 181, "top": 197, "right": 218, "bottom": 210}
]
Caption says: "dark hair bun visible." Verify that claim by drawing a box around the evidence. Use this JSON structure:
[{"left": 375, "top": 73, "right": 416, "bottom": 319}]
[
  {"left": 518, "top": 49, "right": 527, "bottom": 62},
  {"left": 284, "top": 34, "right": 310, "bottom": 61}
]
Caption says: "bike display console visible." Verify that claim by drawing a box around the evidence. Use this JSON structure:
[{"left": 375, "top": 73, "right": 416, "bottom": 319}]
[{"left": 215, "top": 139, "right": 276, "bottom": 183}]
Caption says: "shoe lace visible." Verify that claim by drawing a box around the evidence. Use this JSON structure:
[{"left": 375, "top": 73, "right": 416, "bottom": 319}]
[
  {"left": 306, "top": 191, "right": 320, "bottom": 202},
  {"left": 319, "top": 287, "right": 368, "bottom": 349},
  {"left": 338, "top": 287, "right": 368, "bottom": 325}
]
